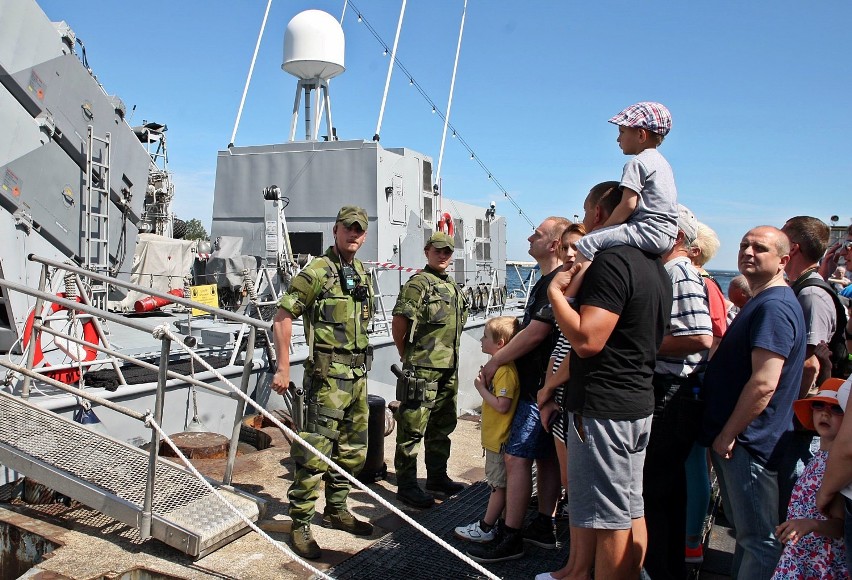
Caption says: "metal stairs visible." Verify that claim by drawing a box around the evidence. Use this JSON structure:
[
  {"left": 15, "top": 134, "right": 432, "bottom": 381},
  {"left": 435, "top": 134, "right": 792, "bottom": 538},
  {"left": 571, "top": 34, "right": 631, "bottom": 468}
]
[{"left": 0, "top": 391, "right": 265, "bottom": 558}]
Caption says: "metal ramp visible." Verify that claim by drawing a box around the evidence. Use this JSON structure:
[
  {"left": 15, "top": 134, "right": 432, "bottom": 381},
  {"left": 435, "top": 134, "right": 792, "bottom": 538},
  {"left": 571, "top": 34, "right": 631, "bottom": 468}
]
[{"left": 0, "top": 391, "right": 265, "bottom": 559}]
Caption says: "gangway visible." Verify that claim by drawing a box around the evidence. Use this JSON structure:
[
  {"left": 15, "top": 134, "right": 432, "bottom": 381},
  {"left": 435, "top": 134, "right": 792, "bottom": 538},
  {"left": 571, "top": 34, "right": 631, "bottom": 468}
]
[{"left": 0, "top": 389, "right": 264, "bottom": 558}]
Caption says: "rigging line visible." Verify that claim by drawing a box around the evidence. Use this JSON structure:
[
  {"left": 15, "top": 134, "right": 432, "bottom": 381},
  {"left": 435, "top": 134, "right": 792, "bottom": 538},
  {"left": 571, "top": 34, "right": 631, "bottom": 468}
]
[
  {"left": 374, "top": 0, "right": 407, "bottom": 140},
  {"left": 228, "top": 0, "right": 274, "bottom": 148},
  {"left": 348, "top": 1, "right": 536, "bottom": 229},
  {"left": 436, "top": 0, "right": 467, "bottom": 187}
]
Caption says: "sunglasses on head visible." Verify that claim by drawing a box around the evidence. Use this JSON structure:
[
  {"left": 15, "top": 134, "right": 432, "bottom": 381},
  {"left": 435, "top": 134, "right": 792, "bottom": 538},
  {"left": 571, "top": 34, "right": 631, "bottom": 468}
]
[{"left": 811, "top": 401, "right": 844, "bottom": 416}]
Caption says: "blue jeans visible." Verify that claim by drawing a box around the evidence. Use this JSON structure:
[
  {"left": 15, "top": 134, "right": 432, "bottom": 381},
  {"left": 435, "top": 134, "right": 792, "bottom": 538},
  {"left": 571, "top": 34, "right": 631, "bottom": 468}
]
[{"left": 710, "top": 447, "right": 782, "bottom": 579}]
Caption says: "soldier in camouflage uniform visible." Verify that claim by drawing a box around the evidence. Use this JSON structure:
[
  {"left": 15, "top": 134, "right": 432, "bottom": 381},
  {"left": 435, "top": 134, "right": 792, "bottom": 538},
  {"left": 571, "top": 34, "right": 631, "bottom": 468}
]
[
  {"left": 391, "top": 231, "right": 469, "bottom": 508},
  {"left": 271, "top": 206, "right": 375, "bottom": 559}
]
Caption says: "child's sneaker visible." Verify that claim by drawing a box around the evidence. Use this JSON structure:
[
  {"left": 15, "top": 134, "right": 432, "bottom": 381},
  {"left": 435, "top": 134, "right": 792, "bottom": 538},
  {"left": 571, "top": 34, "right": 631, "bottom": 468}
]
[
  {"left": 685, "top": 544, "right": 704, "bottom": 564},
  {"left": 454, "top": 520, "right": 495, "bottom": 543}
]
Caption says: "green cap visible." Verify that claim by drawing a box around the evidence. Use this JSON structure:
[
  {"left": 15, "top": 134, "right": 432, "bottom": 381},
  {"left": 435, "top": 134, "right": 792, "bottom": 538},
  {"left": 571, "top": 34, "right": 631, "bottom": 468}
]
[
  {"left": 427, "top": 231, "right": 455, "bottom": 250},
  {"left": 336, "top": 206, "right": 369, "bottom": 230}
]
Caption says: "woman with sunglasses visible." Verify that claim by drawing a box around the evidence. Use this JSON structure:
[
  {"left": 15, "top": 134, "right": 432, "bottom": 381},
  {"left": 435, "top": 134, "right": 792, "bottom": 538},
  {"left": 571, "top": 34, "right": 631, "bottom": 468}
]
[{"left": 775, "top": 387, "right": 848, "bottom": 579}]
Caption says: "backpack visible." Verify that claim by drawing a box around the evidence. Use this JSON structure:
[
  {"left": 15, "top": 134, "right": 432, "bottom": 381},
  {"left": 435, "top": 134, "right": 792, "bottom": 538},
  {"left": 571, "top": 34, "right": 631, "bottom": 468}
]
[{"left": 791, "top": 276, "right": 850, "bottom": 379}]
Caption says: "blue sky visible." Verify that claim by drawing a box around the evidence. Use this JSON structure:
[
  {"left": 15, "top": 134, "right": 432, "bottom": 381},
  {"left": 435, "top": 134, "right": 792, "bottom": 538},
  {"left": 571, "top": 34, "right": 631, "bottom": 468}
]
[{"left": 38, "top": 0, "right": 851, "bottom": 270}]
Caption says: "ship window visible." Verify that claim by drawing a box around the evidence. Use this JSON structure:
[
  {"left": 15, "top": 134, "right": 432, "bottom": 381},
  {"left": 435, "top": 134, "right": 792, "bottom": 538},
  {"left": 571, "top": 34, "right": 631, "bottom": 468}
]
[
  {"left": 454, "top": 258, "right": 466, "bottom": 284},
  {"left": 476, "top": 218, "right": 484, "bottom": 238},
  {"left": 289, "top": 232, "right": 323, "bottom": 256},
  {"left": 422, "top": 160, "right": 433, "bottom": 193},
  {"left": 476, "top": 241, "right": 491, "bottom": 261},
  {"left": 482, "top": 220, "right": 490, "bottom": 238},
  {"left": 423, "top": 196, "right": 433, "bottom": 221},
  {"left": 454, "top": 218, "right": 464, "bottom": 248}
]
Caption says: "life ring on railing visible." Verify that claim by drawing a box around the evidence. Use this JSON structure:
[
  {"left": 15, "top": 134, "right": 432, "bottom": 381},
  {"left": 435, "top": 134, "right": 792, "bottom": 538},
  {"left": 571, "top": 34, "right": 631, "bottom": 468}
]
[
  {"left": 22, "top": 293, "right": 99, "bottom": 384},
  {"left": 438, "top": 212, "right": 455, "bottom": 237}
]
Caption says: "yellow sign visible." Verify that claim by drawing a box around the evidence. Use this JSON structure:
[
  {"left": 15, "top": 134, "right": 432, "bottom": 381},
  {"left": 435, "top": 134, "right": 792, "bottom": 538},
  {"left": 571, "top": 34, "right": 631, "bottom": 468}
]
[{"left": 190, "top": 284, "right": 219, "bottom": 317}]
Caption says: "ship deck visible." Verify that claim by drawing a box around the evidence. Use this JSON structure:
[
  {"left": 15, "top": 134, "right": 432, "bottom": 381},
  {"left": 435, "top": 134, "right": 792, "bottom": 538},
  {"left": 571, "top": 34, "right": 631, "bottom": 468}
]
[{"left": 1, "top": 408, "right": 739, "bottom": 579}]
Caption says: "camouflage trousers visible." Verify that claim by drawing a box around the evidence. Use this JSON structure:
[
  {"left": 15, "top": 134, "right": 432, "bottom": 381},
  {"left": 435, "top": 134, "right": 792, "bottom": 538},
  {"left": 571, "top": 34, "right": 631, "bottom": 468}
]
[
  {"left": 394, "top": 366, "right": 458, "bottom": 489},
  {"left": 287, "top": 372, "right": 368, "bottom": 526}
]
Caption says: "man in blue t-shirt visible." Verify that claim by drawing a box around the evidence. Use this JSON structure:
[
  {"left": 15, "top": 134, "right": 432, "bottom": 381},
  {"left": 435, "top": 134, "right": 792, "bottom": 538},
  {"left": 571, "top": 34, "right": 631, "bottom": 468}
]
[{"left": 701, "top": 226, "right": 806, "bottom": 580}]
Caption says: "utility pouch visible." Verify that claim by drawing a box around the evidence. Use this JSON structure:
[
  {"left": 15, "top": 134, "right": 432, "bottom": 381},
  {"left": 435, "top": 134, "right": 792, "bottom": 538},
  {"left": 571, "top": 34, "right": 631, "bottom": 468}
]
[
  {"left": 364, "top": 345, "right": 374, "bottom": 372},
  {"left": 312, "top": 350, "right": 332, "bottom": 378}
]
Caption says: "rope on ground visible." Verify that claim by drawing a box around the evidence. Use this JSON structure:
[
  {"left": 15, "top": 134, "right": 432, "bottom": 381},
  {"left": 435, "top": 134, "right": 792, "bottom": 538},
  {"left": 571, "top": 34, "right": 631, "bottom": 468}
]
[
  {"left": 159, "top": 325, "right": 500, "bottom": 580},
  {"left": 145, "top": 417, "right": 332, "bottom": 580}
]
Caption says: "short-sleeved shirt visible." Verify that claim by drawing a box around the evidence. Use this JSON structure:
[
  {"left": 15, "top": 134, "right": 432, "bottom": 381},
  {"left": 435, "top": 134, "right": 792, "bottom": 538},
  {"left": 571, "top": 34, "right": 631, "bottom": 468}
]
[
  {"left": 619, "top": 148, "right": 679, "bottom": 241},
  {"left": 655, "top": 256, "right": 713, "bottom": 377},
  {"left": 796, "top": 271, "right": 837, "bottom": 346},
  {"left": 564, "top": 246, "right": 672, "bottom": 420},
  {"left": 702, "top": 274, "right": 728, "bottom": 339},
  {"left": 392, "top": 266, "right": 467, "bottom": 369},
  {"left": 515, "top": 269, "right": 558, "bottom": 399},
  {"left": 700, "top": 286, "right": 806, "bottom": 469},
  {"left": 276, "top": 247, "right": 373, "bottom": 379},
  {"left": 481, "top": 362, "right": 520, "bottom": 452}
]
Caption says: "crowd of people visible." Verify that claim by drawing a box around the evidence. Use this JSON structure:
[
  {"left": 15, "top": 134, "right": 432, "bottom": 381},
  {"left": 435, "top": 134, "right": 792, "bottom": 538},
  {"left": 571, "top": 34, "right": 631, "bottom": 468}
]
[{"left": 270, "top": 102, "right": 852, "bottom": 579}]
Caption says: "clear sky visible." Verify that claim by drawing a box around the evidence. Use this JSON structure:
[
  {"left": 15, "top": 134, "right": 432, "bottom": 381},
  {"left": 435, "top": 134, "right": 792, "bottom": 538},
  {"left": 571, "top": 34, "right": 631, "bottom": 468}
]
[{"left": 37, "top": 0, "right": 851, "bottom": 270}]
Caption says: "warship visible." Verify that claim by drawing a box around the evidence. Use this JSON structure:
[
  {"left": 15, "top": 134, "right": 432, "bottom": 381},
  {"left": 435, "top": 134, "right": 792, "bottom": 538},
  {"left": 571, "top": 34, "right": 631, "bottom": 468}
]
[{"left": 0, "top": 1, "right": 545, "bottom": 578}]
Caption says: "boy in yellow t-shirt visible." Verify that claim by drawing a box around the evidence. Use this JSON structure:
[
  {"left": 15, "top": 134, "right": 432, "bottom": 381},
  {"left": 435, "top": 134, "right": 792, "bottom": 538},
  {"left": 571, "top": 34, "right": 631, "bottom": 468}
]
[{"left": 454, "top": 316, "right": 520, "bottom": 543}]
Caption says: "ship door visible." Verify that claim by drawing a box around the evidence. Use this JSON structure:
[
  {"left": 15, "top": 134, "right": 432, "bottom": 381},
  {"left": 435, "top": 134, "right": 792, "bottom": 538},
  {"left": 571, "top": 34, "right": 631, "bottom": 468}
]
[{"left": 389, "top": 175, "right": 405, "bottom": 224}]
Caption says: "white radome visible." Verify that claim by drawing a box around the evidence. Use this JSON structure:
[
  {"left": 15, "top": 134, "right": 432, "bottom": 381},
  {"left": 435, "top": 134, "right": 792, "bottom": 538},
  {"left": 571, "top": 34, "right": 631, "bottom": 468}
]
[{"left": 282, "top": 9, "right": 345, "bottom": 80}]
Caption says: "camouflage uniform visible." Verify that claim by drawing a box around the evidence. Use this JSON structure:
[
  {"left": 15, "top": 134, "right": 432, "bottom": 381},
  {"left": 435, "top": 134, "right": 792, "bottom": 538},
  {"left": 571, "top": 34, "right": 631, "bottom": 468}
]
[
  {"left": 277, "top": 247, "right": 374, "bottom": 526},
  {"left": 392, "top": 266, "right": 468, "bottom": 488}
]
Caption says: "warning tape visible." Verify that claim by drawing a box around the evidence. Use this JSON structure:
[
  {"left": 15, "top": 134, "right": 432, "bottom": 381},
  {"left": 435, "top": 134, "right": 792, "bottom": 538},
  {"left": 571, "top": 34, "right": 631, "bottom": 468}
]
[{"left": 363, "top": 261, "right": 422, "bottom": 273}]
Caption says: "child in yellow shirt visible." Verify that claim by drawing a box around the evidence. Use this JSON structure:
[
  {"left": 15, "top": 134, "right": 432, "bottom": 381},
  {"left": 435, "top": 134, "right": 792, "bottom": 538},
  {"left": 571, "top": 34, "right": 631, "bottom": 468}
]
[{"left": 454, "top": 316, "right": 520, "bottom": 542}]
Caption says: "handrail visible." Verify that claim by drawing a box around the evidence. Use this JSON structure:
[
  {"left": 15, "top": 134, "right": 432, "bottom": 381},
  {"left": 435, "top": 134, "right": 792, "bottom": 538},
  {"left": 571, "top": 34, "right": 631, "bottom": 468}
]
[
  {"left": 0, "top": 278, "right": 200, "bottom": 340},
  {"left": 27, "top": 254, "right": 272, "bottom": 330},
  {"left": 32, "top": 322, "right": 239, "bottom": 399},
  {"left": 0, "top": 359, "right": 145, "bottom": 421}
]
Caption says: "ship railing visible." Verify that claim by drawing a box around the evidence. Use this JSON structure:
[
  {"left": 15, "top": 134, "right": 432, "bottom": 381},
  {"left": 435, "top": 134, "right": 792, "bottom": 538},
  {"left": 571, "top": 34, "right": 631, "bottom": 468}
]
[
  {"left": 0, "top": 261, "right": 502, "bottom": 579},
  {"left": 1, "top": 254, "right": 273, "bottom": 507},
  {"left": 0, "top": 287, "right": 261, "bottom": 548}
]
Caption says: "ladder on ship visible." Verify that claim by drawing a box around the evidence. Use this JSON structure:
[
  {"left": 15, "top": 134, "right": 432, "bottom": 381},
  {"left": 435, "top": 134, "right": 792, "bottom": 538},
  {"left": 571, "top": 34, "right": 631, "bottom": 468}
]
[
  {"left": 0, "top": 391, "right": 264, "bottom": 558},
  {"left": 84, "top": 126, "right": 111, "bottom": 310}
]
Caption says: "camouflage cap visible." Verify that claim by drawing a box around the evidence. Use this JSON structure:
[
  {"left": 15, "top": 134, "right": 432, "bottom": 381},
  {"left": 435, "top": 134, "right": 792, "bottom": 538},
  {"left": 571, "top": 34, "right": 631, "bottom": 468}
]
[
  {"left": 336, "top": 206, "right": 369, "bottom": 230},
  {"left": 427, "top": 231, "right": 454, "bottom": 250}
]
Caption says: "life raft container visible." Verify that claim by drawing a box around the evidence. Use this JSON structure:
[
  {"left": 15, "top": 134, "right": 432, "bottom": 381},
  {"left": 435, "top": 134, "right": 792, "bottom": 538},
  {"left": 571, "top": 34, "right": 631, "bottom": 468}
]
[
  {"left": 438, "top": 212, "right": 455, "bottom": 237},
  {"left": 22, "top": 293, "right": 99, "bottom": 384}
]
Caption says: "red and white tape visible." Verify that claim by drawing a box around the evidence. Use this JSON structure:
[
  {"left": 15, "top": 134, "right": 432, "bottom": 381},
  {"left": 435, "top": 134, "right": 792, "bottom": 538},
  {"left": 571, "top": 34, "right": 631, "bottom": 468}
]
[{"left": 363, "top": 261, "right": 422, "bottom": 273}]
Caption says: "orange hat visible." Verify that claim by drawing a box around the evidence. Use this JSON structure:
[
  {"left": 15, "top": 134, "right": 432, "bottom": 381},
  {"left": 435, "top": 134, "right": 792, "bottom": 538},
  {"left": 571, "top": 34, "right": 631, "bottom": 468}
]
[{"left": 793, "top": 390, "right": 842, "bottom": 431}]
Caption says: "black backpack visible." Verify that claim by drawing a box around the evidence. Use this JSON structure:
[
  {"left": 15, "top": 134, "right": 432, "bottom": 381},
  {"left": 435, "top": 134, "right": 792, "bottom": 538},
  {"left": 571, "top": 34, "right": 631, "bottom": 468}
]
[{"left": 791, "top": 276, "right": 850, "bottom": 379}]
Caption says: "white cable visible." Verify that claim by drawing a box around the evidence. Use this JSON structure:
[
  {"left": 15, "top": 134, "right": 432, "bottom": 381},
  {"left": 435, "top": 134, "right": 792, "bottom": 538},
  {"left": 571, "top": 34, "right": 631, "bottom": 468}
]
[
  {"left": 162, "top": 326, "right": 499, "bottom": 580},
  {"left": 373, "top": 0, "right": 407, "bottom": 139},
  {"left": 146, "top": 418, "right": 333, "bottom": 580},
  {"left": 229, "top": 0, "right": 274, "bottom": 147},
  {"left": 435, "top": 0, "right": 468, "bottom": 187}
]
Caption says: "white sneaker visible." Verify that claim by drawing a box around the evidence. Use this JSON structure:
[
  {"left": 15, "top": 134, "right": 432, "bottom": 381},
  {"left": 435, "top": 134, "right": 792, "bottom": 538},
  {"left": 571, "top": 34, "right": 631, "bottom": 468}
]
[{"left": 454, "top": 520, "right": 495, "bottom": 543}]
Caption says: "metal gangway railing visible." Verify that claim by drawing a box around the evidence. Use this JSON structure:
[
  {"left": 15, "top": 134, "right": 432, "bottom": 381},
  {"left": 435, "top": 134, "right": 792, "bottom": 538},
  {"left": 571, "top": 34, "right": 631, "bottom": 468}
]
[{"left": 0, "top": 254, "right": 501, "bottom": 579}]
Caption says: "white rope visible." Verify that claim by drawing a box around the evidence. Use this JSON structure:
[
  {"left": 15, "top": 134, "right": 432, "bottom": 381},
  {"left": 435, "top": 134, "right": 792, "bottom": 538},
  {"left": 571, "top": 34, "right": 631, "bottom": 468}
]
[
  {"left": 373, "top": 0, "right": 407, "bottom": 140},
  {"left": 161, "top": 326, "right": 500, "bottom": 580},
  {"left": 228, "top": 0, "right": 274, "bottom": 147},
  {"left": 435, "top": 0, "right": 468, "bottom": 187},
  {"left": 145, "top": 418, "right": 333, "bottom": 580}
]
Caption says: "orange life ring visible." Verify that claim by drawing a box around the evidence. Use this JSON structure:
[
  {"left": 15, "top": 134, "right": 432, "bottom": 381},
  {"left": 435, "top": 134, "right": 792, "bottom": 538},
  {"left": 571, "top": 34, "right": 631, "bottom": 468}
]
[
  {"left": 22, "top": 293, "right": 99, "bottom": 384},
  {"left": 438, "top": 212, "right": 455, "bottom": 237}
]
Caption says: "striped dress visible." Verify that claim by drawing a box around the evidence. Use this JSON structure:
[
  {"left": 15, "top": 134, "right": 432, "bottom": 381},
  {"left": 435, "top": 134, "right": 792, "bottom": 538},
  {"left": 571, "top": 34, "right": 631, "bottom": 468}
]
[{"left": 549, "top": 334, "right": 571, "bottom": 442}]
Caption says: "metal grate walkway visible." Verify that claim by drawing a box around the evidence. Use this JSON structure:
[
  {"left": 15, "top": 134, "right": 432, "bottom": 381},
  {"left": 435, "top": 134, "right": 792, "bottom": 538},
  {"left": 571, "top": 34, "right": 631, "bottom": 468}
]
[
  {"left": 0, "top": 391, "right": 264, "bottom": 558},
  {"left": 329, "top": 481, "right": 570, "bottom": 579}
]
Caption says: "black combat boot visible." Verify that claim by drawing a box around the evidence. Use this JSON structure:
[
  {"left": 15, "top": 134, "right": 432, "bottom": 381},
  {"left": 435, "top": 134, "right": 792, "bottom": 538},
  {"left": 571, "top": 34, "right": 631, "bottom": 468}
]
[
  {"left": 396, "top": 485, "right": 435, "bottom": 509},
  {"left": 425, "top": 473, "right": 465, "bottom": 496}
]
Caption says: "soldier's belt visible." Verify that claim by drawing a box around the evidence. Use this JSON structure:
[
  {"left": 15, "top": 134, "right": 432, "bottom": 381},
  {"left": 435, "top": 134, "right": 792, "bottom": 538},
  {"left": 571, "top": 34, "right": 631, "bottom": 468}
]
[
  {"left": 331, "top": 351, "right": 367, "bottom": 367},
  {"left": 394, "top": 368, "right": 438, "bottom": 407}
]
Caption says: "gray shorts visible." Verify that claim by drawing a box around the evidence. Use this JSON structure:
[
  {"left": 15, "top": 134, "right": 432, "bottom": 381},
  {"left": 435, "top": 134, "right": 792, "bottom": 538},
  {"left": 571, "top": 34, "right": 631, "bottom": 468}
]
[{"left": 566, "top": 412, "right": 652, "bottom": 529}]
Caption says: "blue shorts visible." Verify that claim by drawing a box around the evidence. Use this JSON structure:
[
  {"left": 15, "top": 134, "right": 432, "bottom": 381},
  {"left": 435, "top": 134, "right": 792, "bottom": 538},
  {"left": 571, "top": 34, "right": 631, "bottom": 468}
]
[{"left": 505, "top": 398, "right": 555, "bottom": 460}]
